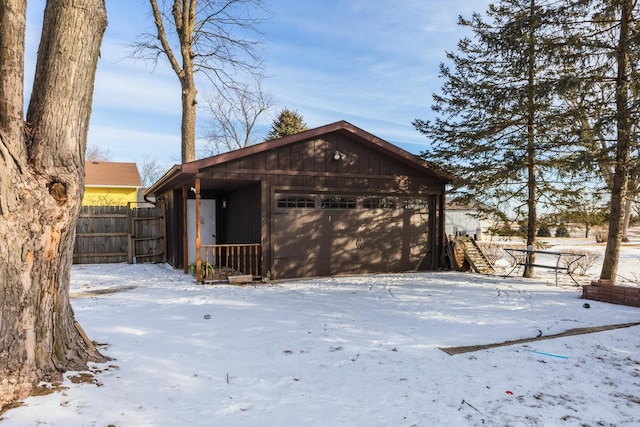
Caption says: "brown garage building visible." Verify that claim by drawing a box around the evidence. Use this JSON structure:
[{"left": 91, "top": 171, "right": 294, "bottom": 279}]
[{"left": 144, "top": 121, "right": 452, "bottom": 281}]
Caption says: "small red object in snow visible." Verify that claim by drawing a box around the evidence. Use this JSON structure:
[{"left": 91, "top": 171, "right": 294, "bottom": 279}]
[{"left": 506, "top": 390, "right": 513, "bottom": 395}]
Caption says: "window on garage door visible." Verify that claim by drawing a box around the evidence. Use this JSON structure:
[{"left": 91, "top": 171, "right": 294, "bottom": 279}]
[
  {"left": 400, "top": 198, "right": 430, "bottom": 211},
  {"left": 320, "top": 196, "right": 356, "bottom": 209},
  {"left": 276, "top": 195, "right": 316, "bottom": 209},
  {"left": 363, "top": 197, "right": 396, "bottom": 209}
]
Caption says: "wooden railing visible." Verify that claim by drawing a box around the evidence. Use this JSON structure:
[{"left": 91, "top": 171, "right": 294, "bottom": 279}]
[{"left": 199, "top": 244, "right": 261, "bottom": 282}]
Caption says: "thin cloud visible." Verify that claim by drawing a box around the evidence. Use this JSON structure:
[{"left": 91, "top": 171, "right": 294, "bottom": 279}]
[{"left": 24, "top": 0, "right": 492, "bottom": 164}]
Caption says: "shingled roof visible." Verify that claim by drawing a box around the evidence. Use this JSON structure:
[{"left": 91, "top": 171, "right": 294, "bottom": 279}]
[{"left": 85, "top": 161, "right": 141, "bottom": 187}]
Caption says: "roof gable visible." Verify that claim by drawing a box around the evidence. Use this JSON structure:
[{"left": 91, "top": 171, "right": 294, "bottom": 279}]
[
  {"left": 145, "top": 121, "right": 451, "bottom": 196},
  {"left": 183, "top": 121, "right": 450, "bottom": 179},
  {"left": 85, "top": 161, "right": 142, "bottom": 187}
]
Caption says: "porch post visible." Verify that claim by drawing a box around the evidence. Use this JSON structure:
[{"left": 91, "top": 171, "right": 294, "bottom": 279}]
[
  {"left": 195, "top": 177, "right": 202, "bottom": 282},
  {"left": 261, "top": 180, "right": 269, "bottom": 280},
  {"left": 182, "top": 184, "right": 188, "bottom": 273}
]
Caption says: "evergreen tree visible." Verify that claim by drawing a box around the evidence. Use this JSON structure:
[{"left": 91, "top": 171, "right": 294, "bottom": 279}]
[
  {"left": 555, "top": 185, "right": 608, "bottom": 238},
  {"left": 555, "top": 223, "right": 570, "bottom": 238},
  {"left": 556, "top": 0, "right": 639, "bottom": 281},
  {"left": 594, "top": 0, "right": 637, "bottom": 281},
  {"left": 537, "top": 224, "right": 552, "bottom": 237},
  {"left": 266, "top": 108, "right": 308, "bottom": 140},
  {"left": 414, "top": 0, "right": 574, "bottom": 277}
]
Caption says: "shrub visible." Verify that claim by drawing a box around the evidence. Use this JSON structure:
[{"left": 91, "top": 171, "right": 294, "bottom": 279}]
[
  {"left": 537, "top": 225, "right": 551, "bottom": 237},
  {"left": 555, "top": 223, "right": 570, "bottom": 237},
  {"left": 535, "top": 240, "right": 551, "bottom": 250},
  {"left": 561, "top": 250, "right": 601, "bottom": 276},
  {"left": 594, "top": 227, "right": 608, "bottom": 243},
  {"left": 477, "top": 241, "right": 504, "bottom": 265},
  {"left": 188, "top": 261, "right": 214, "bottom": 278}
]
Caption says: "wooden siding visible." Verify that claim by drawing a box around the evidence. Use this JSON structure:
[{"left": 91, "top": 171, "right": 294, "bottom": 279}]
[
  {"left": 224, "top": 183, "right": 261, "bottom": 244},
  {"left": 159, "top": 188, "right": 183, "bottom": 268},
  {"left": 197, "top": 132, "right": 444, "bottom": 279},
  {"left": 200, "top": 132, "right": 443, "bottom": 194},
  {"left": 153, "top": 126, "right": 448, "bottom": 278},
  {"left": 82, "top": 186, "right": 139, "bottom": 206}
]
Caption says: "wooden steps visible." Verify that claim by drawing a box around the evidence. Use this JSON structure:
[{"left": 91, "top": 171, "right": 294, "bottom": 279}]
[
  {"left": 449, "top": 236, "right": 495, "bottom": 275},
  {"left": 228, "top": 274, "right": 254, "bottom": 285}
]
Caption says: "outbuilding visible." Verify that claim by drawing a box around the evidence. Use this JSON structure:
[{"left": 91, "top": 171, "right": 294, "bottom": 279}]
[
  {"left": 144, "top": 121, "right": 452, "bottom": 281},
  {"left": 83, "top": 161, "right": 142, "bottom": 206}
]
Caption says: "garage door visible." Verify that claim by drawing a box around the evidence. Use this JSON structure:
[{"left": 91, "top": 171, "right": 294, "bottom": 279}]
[{"left": 272, "top": 193, "right": 431, "bottom": 279}]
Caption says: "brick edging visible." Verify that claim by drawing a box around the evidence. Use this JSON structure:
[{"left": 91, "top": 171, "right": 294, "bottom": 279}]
[{"left": 582, "top": 280, "right": 640, "bottom": 307}]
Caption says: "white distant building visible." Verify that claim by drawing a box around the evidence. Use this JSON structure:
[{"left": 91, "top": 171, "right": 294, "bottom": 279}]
[{"left": 446, "top": 202, "right": 492, "bottom": 240}]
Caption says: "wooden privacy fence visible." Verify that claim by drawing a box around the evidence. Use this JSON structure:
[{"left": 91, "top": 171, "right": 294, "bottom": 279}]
[{"left": 73, "top": 203, "right": 166, "bottom": 264}]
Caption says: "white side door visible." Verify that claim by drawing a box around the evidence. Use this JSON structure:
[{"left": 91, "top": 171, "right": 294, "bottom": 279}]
[{"left": 187, "top": 199, "right": 217, "bottom": 265}]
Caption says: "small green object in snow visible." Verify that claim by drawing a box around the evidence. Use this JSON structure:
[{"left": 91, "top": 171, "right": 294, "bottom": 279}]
[{"left": 583, "top": 303, "right": 590, "bottom": 309}]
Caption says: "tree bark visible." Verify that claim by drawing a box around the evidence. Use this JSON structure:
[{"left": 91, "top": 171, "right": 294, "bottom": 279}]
[
  {"left": 180, "top": 76, "right": 197, "bottom": 163},
  {"left": 600, "top": 0, "right": 632, "bottom": 282},
  {"left": 621, "top": 197, "right": 632, "bottom": 242},
  {"left": 174, "top": 0, "right": 198, "bottom": 163},
  {"left": 0, "top": 0, "right": 25, "bottom": 150},
  {"left": 175, "top": 0, "right": 196, "bottom": 163},
  {"left": 523, "top": 0, "right": 537, "bottom": 278},
  {"left": 149, "top": 0, "right": 197, "bottom": 163},
  {"left": 0, "top": 0, "right": 107, "bottom": 409}
]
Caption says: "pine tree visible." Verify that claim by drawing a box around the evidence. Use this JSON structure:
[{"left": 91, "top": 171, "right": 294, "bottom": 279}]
[
  {"left": 414, "top": 0, "right": 574, "bottom": 277},
  {"left": 555, "top": 223, "right": 570, "bottom": 238},
  {"left": 556, "top": 0, "right": 639, "bottom": 281},
  {"left": 266, "top": 108, "right": 308, "bottom": 140},
  {"left": 593, "top": 0, "right": 637, "bottom": 281}
]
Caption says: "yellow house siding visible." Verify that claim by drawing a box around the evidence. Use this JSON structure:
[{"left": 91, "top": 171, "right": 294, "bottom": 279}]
[{"left": 82, "top": 186, "right": 138, "bottom": 206}]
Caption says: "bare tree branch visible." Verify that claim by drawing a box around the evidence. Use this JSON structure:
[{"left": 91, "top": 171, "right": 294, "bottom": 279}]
[
  {"left": 200, "top": 75, "right": 273, "bottom": 156},
  {"left": 85, "top": 144, "right": 113, "bottom": 162},
  {"left": 139, "top": 156, "right": 167, "bottom": 187},
  {"left": 130, "top": 0, "right": 268, "bottom": 163}
]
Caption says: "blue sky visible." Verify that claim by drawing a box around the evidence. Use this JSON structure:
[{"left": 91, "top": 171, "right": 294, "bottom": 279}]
[{"left": 25, "top": 0, "right": 490, "bottom": 168}]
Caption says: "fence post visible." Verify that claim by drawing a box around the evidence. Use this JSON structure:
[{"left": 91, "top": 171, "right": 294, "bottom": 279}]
[
  {"left": 127, "top": 203, "right": 133, "bottom": 264},
  {"left": 160, "top": 200, "right": 167, "bottom": 263}
]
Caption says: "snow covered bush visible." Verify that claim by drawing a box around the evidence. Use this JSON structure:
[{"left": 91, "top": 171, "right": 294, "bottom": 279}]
[
  {"left": 562, "top": 250, "right": 600, "bottom": 276},
  {"left": 477, "top": 242, "right": 504, "bottom": 265},
  {"left": 594, "top": 227, "right": 608, "bottom": 243}
]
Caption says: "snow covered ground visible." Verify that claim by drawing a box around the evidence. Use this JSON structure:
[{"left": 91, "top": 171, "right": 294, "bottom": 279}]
[{"left": 2, "top": 239, "right": 640, "bottom": 426}]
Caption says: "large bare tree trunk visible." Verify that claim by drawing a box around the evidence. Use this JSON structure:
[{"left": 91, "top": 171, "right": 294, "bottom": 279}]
[
  {"left": 176, "top": 0, "right": 197, "bottom": 163},
  {"left": 180, "top": 76, "right": 197, "bottom": 163},
  {"left": 0, "top": 0, "right": 107, "bottom": 410},
  {"left": 0, "top": 1, "right": 25, "bottom": 148},
  {"left": 149, "top": 0, "right": 197, "bottom": 163},
  {"left": 144, "top": 0, "right": 265, "bottom": 163}
]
